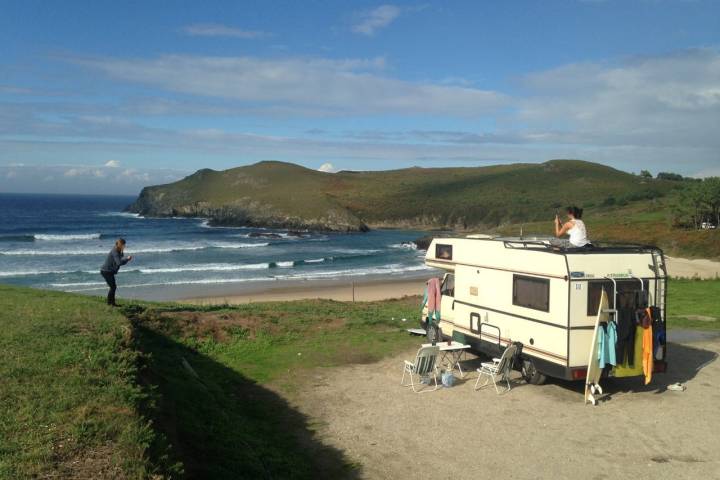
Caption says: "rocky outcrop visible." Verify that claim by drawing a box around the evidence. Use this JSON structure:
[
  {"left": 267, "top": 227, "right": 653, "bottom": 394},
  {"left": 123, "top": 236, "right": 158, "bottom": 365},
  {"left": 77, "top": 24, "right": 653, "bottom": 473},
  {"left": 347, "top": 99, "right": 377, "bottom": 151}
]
[{"left": 126, "top": 185, "right": 369, "bottom": 232}]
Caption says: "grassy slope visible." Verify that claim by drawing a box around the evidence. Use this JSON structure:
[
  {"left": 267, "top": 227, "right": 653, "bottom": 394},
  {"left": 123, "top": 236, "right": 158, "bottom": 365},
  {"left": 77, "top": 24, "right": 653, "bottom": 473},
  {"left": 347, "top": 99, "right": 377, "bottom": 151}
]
[
  {"left": 0, "top": 286, "right": 155, "bottom": 479},
  {"left": 2, "top": 280, "right": 716, "bottom": 477},
  {"left": 128, "top": 297, "right": 421, "bottom": 479}
]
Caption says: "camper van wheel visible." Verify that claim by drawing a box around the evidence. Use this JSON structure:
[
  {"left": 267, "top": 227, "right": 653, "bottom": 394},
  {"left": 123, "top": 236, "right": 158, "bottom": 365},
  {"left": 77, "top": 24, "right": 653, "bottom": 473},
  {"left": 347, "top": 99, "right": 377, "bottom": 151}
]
[{"left": 521, "top": 359, "right": 547, "bottom": 385}]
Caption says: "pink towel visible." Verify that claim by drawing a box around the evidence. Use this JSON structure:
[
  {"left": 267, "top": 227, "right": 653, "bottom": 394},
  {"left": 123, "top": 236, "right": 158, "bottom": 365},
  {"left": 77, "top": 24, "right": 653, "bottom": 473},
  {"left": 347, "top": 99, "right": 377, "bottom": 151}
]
[{"left": 427, "top": 277, "right": 441, "bottom": 313}]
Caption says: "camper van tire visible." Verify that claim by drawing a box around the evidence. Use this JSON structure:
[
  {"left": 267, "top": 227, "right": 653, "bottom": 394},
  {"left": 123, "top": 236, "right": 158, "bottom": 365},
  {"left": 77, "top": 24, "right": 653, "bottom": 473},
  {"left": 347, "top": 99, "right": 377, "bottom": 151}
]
[{"left": 521, "top": 359, "right": 547, "bottom": 385}]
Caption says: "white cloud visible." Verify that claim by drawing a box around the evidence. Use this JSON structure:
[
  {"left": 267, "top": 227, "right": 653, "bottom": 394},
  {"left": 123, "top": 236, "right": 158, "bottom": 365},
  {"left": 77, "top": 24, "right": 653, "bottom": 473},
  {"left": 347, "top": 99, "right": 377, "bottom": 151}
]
[
  {"left": 318, "top": 162, "right": 336, "bottom": 173},
  {"left": 1, "top": 164, "right": 186, "bottom": 195},
  {"left": 352, "top": 5, "right": 402, "bottom": 36},
  {"left": 105, "top": 159, "right": 120, "bottom": 168},
  {"left": 182, "top": 23, "right": 270, "bottom": 39},
  {"left": 75, "top": 54, "right": 506, "bottom": 117},
  {"left": 515, "top": 48, "right": 720, "bottom": 149}
]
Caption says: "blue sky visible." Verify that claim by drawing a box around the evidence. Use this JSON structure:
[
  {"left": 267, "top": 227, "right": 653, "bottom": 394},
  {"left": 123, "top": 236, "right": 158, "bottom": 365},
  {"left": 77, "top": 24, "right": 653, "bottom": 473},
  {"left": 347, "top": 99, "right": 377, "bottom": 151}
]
[{"left": 1, "top": 0, "right": 719, "bottom": 194}]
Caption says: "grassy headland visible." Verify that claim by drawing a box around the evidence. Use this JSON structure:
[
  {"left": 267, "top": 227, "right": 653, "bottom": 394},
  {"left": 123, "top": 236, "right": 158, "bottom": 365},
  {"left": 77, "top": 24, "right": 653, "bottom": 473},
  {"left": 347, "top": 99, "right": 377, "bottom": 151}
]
[
  {"left": 128, "top": 158, "right": 719, "bottom": 258},
  {"left": 127, "top": 159, "right": 675, "bottom": 232}
]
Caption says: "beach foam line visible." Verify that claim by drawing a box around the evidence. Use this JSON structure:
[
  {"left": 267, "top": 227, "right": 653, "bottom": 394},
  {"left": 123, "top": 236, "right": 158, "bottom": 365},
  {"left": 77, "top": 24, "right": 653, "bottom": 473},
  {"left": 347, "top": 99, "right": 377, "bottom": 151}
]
[
  {"left": 389, "top": 242, "right": 417, "bottom": 250},
  {"left": 50, "top": 281, "right": 108, "bottom": 288},
  {"left": 137, "top": 263, "right": 270, "bottom": 274},
  {"left": 59, "top": 277, "right": 267, "bottom": 291},
  {"left": 0, "top": 268, "right": 82, "bottom": 277},
  {"left": 34, "top": 233, "right": 102, "bottom": 241},
  {"left": 97, "top": 212, "right": 142, "bottom": 218},
  {"left": 0, "top": 241, "right": 271, "bottom": 256},
  {"left": 55, "top": 263, "right": 433, "bottom": 291}
]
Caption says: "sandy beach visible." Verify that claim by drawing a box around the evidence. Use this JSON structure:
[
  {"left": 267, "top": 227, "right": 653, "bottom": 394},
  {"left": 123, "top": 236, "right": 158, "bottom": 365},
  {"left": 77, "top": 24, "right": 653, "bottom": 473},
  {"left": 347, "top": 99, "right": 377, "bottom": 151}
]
[{"left": 184, "top": 277, "right": 428, "bottom": 304}]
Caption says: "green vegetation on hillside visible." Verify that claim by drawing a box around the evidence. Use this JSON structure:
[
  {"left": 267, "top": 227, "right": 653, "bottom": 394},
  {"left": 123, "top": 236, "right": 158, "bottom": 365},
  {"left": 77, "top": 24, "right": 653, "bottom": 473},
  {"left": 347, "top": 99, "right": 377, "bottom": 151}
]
[{"left": 128, "top": 159, "right": 675, "bottom": 232}]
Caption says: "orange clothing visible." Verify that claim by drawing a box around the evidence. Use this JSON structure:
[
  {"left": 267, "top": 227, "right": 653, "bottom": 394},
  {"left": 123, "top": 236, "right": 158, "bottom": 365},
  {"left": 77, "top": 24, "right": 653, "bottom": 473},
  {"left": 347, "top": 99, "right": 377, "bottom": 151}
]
[{"left": 641, "top": 308, "right": 654, "bottom": 385}]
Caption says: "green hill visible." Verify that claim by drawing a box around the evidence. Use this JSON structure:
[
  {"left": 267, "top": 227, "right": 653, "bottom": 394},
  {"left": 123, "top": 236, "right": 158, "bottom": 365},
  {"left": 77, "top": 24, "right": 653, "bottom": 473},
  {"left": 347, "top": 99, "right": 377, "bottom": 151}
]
[{"left": 127, "top": 159, "right": 674, "bottom": 232}]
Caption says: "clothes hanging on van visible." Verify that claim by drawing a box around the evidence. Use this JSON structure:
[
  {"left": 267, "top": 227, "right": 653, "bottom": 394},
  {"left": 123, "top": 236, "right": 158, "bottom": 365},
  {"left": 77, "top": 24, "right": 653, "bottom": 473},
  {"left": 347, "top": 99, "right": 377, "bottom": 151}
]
[
  {"left": 615, "top": 308, "right": 637, "bottom": 366},
  {"left": 640, "top": 307, "right": 654, "bottom": 385},
  {"left": 613, "top": 326, "right": 644, "bottom": 377},
  {"left": 597, "top": 321, "right": 617, "bottom": 369},
  {"left": 420, "top": 277, "right": 441, "bottom": 324}
]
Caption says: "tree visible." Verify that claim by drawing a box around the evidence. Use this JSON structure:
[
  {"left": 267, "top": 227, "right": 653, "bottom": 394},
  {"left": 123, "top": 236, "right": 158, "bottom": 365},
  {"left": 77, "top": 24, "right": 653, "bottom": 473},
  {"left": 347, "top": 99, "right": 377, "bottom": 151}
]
[
  {"left": 639, "top": 170, "right": 652, "bottom": 179},
  {"left": 701, "top": 177, "right": 720, "bottom": 226},
  {"left": 657, "top": 172, "right": 684, "bottom": 181}
]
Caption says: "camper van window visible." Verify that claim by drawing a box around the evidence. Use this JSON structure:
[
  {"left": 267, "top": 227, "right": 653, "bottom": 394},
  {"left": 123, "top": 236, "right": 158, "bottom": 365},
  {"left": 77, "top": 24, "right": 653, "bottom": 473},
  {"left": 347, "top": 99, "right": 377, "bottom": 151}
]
[
  {"left": 441, "top": 274, "right": 455, "bottom": 297},
  {"left": 436, "top": 244, "right": 453, "bottom": 260},
  {"left": 512, "top": 275, "right": 550, "bottom": 312},
  {"left": 587, "top": 280, "right": 649, "bottom": 315}
]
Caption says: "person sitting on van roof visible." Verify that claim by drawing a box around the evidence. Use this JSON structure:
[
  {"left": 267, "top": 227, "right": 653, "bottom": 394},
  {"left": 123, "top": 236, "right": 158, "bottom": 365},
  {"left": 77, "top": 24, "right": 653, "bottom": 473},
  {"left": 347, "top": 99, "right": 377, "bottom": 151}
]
[{"left": 554, "top": 206, "right": 591, "bottom": 248}]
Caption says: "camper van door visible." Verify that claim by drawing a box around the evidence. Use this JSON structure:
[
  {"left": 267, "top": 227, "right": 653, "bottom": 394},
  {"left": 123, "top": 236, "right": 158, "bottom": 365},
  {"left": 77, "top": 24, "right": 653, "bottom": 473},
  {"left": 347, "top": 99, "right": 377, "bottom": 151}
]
[{"left": 440, "top": 273, "right": 455, "bottom": 324}]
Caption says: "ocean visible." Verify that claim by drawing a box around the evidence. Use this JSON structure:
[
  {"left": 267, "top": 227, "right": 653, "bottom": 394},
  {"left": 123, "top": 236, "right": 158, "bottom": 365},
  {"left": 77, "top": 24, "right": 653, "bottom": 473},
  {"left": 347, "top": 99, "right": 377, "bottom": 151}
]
[{"left": 0, "top": 193, "right": 433, "bottom": 300}]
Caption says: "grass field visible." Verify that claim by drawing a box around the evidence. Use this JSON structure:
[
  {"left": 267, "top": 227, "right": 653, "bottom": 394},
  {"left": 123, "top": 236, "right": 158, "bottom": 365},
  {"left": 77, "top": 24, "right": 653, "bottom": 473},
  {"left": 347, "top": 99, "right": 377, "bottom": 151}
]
[
  {"left": 0, "top": 285, "right": 156, "bottom": 479},
  {"left": 667, "top": 279, "right": 720, "bottom": 330},
  {"left": 1, "top": 280, "right": 717, "bottom": 478}
]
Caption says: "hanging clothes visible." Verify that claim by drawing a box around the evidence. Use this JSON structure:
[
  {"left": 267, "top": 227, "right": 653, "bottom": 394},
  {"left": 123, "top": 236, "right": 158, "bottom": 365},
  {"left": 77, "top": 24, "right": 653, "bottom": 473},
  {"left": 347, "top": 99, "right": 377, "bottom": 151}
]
[
  {"left": 640, "top": 308, "right": 654, "bottom": 385},
  {"left": 613, "top": 326, "right": 644, "bottom": 378},
  {"left": 420, "top": 277, "right": 442, "bottom": 324},
  {"left": 615, "top": 308, "right": 637, "bottom": 365},
  {"left": 597, "top": 321, "right": 617, "bottom": 369}
]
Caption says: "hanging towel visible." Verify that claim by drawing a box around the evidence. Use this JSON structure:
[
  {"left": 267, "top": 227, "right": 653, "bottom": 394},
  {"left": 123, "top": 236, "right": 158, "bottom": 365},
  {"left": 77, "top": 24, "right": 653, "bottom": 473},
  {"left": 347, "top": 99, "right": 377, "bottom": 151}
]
[
  {"left": 598, "top": 321, "right": 617, "bottom": 369},
  {"left": 426, "top": 277, "right": 441, "bottom": 313},
  {"left": 421, "top": 278, "right": 442, "bottom": 324}
]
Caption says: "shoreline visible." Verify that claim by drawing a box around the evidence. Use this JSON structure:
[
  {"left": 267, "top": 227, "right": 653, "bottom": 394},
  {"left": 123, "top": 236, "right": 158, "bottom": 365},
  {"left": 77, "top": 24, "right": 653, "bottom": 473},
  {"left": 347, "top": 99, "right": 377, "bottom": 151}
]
[{"left": 182, "top": 276, "right": 427, "bottom": 305}]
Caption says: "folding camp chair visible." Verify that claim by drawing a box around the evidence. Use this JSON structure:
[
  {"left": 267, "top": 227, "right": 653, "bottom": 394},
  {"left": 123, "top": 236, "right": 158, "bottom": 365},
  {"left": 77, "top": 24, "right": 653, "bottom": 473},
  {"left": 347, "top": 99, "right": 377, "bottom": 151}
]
[
  {"left": 401, "top": 345, "right": 441, "bottom": 393},
  {"left": 474, "top": 344, "right": 518, "bottom": 394}
]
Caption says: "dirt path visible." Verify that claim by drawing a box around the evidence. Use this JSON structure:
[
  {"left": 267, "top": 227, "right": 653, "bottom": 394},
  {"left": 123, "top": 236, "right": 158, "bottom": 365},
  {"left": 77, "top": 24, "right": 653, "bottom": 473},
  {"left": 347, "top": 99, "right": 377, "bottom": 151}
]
[
  {"left": 666, "top": 257, "right": 720, "bottom": 279},
  {"left": 294, "top": 337, "right": 720, "bottom": 479}
]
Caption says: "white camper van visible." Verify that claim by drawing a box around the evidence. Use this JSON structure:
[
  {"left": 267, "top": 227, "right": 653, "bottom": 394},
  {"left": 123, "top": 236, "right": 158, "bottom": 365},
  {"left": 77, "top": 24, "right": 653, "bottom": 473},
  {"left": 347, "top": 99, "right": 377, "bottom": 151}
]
[{"left": 424, "top": 235, "right": 668, "bottom": 384}]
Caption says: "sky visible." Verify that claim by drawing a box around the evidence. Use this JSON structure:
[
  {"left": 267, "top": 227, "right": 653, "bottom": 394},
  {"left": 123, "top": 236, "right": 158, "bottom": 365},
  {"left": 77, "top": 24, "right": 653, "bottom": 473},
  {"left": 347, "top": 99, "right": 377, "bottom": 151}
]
[{"left": 1, "top": 0, "right": 719, "bottom": 194}]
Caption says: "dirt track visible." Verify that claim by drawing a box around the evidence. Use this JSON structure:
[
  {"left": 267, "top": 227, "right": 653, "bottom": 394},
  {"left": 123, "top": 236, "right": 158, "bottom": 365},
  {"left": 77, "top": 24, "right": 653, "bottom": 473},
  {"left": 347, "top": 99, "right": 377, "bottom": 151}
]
[{"left": 294, "top": 334, "right": 720, "bottom": 480}]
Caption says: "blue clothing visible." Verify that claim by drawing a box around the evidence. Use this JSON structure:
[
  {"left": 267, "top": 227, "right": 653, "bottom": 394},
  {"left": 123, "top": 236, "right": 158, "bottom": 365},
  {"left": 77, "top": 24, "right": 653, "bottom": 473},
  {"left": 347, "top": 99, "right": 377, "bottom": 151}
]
[{"left": 598, "top": 321, "right": 617, "bottom": 369}]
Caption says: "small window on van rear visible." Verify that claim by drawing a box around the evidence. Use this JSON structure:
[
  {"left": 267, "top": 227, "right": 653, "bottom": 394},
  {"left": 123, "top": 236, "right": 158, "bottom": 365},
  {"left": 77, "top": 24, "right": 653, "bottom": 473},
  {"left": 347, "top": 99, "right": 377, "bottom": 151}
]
[
  {"left": 435, "top": 244, "right": 453, "bottom": 260},
  {"left": 441, "top": 274, "right": 455, "bottom": 297},
  {"left": 512, "top": 275, "right": 549, "bottom": 312}
]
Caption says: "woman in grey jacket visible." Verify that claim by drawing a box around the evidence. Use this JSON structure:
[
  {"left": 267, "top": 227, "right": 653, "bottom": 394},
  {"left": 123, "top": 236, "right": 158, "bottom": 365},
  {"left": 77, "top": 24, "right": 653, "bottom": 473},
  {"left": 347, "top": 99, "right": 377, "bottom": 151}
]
[{"left": 100, "top": 238, "right": 133, "bottom": 306}]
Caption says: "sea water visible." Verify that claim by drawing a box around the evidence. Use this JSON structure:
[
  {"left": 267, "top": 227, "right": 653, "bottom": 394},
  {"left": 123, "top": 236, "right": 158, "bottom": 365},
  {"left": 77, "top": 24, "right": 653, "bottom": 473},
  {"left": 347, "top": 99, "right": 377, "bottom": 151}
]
[{"left": 0, "top": 193, "right": 433, "bottom": 300}]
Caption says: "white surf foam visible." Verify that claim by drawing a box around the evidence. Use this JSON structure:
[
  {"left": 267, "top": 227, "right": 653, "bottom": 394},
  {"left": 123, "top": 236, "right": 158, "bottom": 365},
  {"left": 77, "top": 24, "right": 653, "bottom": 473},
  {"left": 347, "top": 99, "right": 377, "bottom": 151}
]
[
  {"left": 98, "top": 212, "right": 142, "bottom": 218},
  {"left": 137, "top": 263, "right": 270, "bottom": 274},
  {"left": 0, "top": 241, "right": 270, "bottom": 256},
  {"left": 34, "top": 233, "right": 102, "bottom": 241}
]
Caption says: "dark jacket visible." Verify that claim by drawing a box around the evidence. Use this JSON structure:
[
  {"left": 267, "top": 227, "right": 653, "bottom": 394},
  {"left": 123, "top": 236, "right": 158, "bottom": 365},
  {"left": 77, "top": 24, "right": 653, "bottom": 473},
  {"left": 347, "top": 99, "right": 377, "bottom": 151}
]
[{"left": 101, "top": 247, "right": 129, "bottom": 274}]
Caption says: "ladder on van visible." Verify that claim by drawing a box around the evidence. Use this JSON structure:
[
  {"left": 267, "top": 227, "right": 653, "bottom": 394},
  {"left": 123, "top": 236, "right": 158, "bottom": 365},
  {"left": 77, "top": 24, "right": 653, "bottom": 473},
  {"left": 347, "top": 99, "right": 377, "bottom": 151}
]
[{"left": 651, "top": 249, "right": 668, "bottom": 322}]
